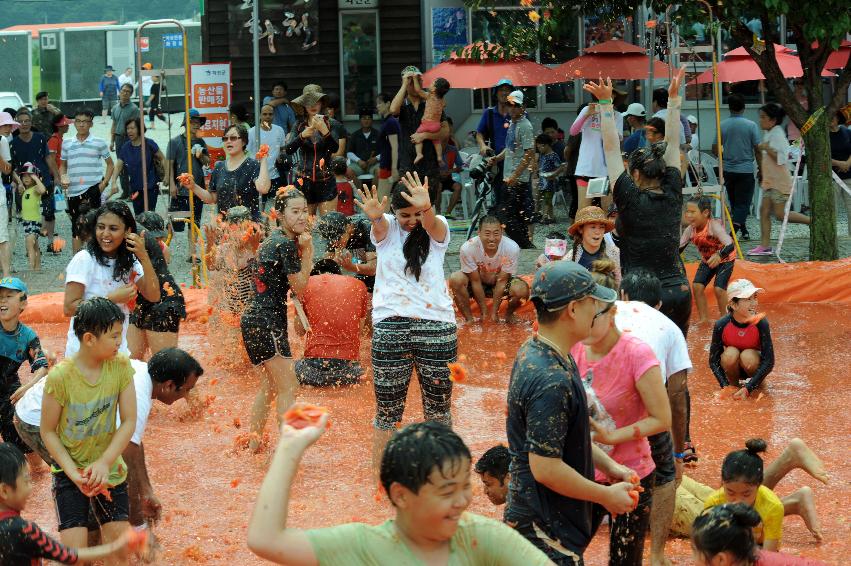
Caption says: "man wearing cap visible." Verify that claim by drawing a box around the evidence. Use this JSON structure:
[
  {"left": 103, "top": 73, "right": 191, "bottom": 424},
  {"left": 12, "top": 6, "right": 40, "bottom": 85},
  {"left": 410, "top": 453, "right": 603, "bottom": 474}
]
[
  {"left": 347, "top": 110, "right": 380, "bottom": 179},
  {"left": 623, "top": 103, "right": 648, "bottom": 154},
  {"left": 166, "top": 109, "right": 209, "bottom": 261},
  {"left": 476, "top": 79, "right": 514, "bottom": 208},
  {"left": 99, "top": 66, "right": 120, "bottom": 124},
  {"left": 488, "top": 90, "right": 534, "bottom": 248},
  {"left": 31, "top": 91, "right": 59, "bottom": 136},
  {"left": 0, "top": 113, "right": 18, "bottom": 276},
  {"left": 506, "top": 261, "right": 638, "bottom": 564}
]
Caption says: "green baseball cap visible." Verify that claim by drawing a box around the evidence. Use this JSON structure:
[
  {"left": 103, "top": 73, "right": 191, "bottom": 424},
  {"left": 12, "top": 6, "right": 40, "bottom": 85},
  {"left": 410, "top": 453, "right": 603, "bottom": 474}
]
[{"left": 531, "top": 261, "right": 616, "bottom": 311}]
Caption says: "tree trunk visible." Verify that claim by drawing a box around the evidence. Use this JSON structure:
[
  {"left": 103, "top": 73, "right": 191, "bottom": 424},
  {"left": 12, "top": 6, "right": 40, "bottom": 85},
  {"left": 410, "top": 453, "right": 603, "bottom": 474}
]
[{"left": 802, "top": 112, "right": 838, "bottom": 261}]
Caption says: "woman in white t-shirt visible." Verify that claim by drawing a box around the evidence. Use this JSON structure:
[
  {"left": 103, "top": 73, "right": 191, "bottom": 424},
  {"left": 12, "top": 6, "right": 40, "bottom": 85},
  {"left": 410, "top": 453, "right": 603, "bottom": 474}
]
[
  {"left": 63, "top": 201, "right": 161, "bottom": 356},
  {"left": 570, "top": 100, "right": 624, "bottom": 210},
  {"left": 355, "top": 173, "right": 457, "bottom": 474},
  {"left": 748, "top": 103, "right": 810, "bottom": 256}
]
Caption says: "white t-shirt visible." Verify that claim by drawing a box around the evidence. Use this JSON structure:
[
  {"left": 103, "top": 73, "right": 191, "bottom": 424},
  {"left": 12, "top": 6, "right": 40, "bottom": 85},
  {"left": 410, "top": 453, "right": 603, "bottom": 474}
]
[
  {"left": 16, "top": 359, "right": 154, "bottom": 447},
  {"left": 118, "top": 73, "right": 134, "bottom": 89},
  {"left": 247, "top": 124, "right": 286, "bottom": 179},
  {"left": 574, "top": 106, "right": 624, "bottom": 178},
  {"left": 760, "top": 125, "right": 792, "bottom": 193},
  {"left": 614, "top": 300, "right": 691, "bottom": 383},
  {"left": 459, "top": 235, "right": 520, "bottom": 285},
  {"left": 371, "top": 213, "right": 455, "bottom": 324},
  {"left": 688, "top": 131, "right": 701, "bottom": 164},
  {"left": 64, "top": 250, "right": 145, "bottom": 357}
]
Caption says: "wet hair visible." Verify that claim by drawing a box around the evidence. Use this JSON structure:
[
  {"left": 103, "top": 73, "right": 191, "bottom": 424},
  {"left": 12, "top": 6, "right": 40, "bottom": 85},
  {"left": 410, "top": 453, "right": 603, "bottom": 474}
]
[
  {"left": 274, "top": 188, "right": 307, "bottom": 215},
  {"left": 223, "top": 123, "right": 249, "bottom": 149},
  {"left": 36, "top": 91, "right": 48, "bottom": 101},
  {"left": 76, "top": 207, "right": 97, "bottom": 244},
  {"left": 120, "top": 83, "right": 134, "bottom": 95},
  {"left": 760, "top": 102, "right": 786, "bottom": 126},
  {"left": 646, "top": 116, "right": 666, "bottom": 135},
  {"left": 541, "top": 117, "right": 558, "bottom": 131},
  {"left": 474, "top": 445, "right": 510, "bottom": 481},
  {"left": 75, "top": 108, "right": 95, "bottom": 120},
  {"left": 652, "top": 87, "right": 668, "bottom": 109},
  {"left": 432, "top": 78, "right": 450, "bottom": 98},
  {"left": 535, "top": 133, "right": 553, "bottom": 147},
  {"left": 310, "top": 258, "right": 342, "bottom": 276},
  {"left": 125, "top": 117, "right": 143, "bottom": 137},
  {"left": 332, "top": 156, "right": 348, "bottom": 175},
  {"left": 590, "top": 259, "right": 618, "bottom": 292},
  {"left": 688, "top": 195, "right": 713, "bottom": 214},
  {"left": 316, "top": 211, "right": 351, "bottom": 246},
  {"left": 691, "top": 503, "right": 761, "bottom": 564},
  {"left": 15, "top": 109, "right": 31, "bottom": 119},
  {"left": 380, "top": 421, "right": 471, "bottom": 503},
  {"left": 532, "top": 297, "right": 563, "bottom": 325},
  {"left": 627, "top": 141, "right": 668, "bottom": 180},
  {"left": 728, "top": 93, "right": 746, "bottom": 113},
  {"left": 620, "top": 268, "right": 662, "bottom": 306},
  {"left": 721, "top": 438, "right": 767, "bottom": 486},
  {"left": 0, "top": 443, "right": 25, "bottom": 487},
  {"left": 228, "top": 102, "right": 248, "bottom": 122},
  {"left": 87, "top": 201, "right": 138, "bottom": 282},
  {"left": 478, "top": 215, "right": 501, "bottom": 230},
  {"left": 272, "top": 81, "right": 288, "bottom": 91},
  {"left": 149, "top": 348, "right": 203, "bottom": 389},
  {"left": 73, "top": 297, "right": 125, "bottom": 340},
  {"left": 325, "top": 93, "right": 341, "bottom": 112},
  {"left": 391, "top": 184, "right": 430, "bottom": 281},
  {"left": 546, "top": 230, "right": 567, "bottom": 240}
]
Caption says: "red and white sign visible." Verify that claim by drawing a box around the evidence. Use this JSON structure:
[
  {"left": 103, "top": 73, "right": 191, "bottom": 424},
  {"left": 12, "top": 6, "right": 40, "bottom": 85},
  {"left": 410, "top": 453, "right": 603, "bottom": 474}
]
[
  {"left": 190, "top": 63, "right": 232, "bottom": 150},
  {"left": 138, "top": 36, "right": 150, "bottom": 52}
]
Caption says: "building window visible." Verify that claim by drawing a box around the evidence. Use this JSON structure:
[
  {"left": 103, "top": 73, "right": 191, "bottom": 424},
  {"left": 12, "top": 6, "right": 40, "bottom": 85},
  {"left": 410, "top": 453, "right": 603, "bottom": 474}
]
[{"left": 340, "top": 10, "right": 380, "bottom": 119}]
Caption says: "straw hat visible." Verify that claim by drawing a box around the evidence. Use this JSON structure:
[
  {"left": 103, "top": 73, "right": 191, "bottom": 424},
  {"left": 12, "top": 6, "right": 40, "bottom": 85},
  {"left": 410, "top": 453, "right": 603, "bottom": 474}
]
[
  {"left": 568, "top": 206, "right": 615, "bottom": 237},
  {"left": 291, "top": 84, "right": 327, "bottom": 114}
]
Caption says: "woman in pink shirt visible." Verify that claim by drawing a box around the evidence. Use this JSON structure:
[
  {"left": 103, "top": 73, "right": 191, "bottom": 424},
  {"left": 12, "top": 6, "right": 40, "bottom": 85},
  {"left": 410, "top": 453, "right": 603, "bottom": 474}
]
[{"left": 570, "top": 258, "right": 671, "bottom": 565}]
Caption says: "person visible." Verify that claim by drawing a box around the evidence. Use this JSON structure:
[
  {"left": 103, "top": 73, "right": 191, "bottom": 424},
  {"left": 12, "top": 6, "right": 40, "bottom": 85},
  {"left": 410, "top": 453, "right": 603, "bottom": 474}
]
[
  {"left": 248, "top": 419, "right": 553, "bottom": 564},
  {"left": 63, "top": 201, "right": 160, "bottom": 357},
  {"left": 476, "top": 78, "right": 514, "bottom": 208},
  {"left": 585, "top": 69, "right": 694, "bottom": 338},
  {"left": 570, "top": 95, "right": 624, "bottom": 210},
  {"left": 355, "top": 176, "right": 457, "bottom": 476},
  {"left": 347, "top": 109, "right": 380, "bottom": 178},
  {"left": 506, "top": 260, "right": 638, "bottom": 564},
  {"left": 571, "top": 259, "right": 672, "bottom": 565},
  {"left": 127, "top": 212, "right": 185, "bottom": 360},
  {"left": 535, "top": 230, "right": 568, "bottom": 268},
  {"left": 391, "top": 67, "right": 449, "bottom": 207},
  {"left": 680, "top": 195, "right": 736, "bottom": 322},
  {"left": 410, "top": 77, "right": 450, "bottom": 165},
  {"left": 285, "top": 85, "right": 339, "bottom": 215},
  {"left": 691, "top": 503, "right": 828, "bottom": 566},
  {"left": 829, "top": 110, "right": 851, "bottom": 235},
  {"left": 111, "top": 118, "right": 164, "bottom": 215},
  {"left": 247, "top": 104, "right": 287, "bottom": 205},
  {"left": 165, "top": 109, "right": 209, "bottom": 262},
  {"left": 644, "top": 117, "right": 666, "bottom": 145},
  {"left": 10, "top": 110, "right": 60, "bottom": 254},
  {"left": 146, "top": 74, "right": 167, "bottom": 130},
  {"left": 110, "top": 84, "right": 141, "bottom": 199},
  {"left": 263, "top": 82, "right": 297, "bottom": 147},
  {"left": 687, "top": 115, "right": 700, "bottom": 156},
  {"left": 48, "top": 113, "right": 73, "bottom": 178},
  {"left": 709, "top": 279, "right": 774, "bottom": 400},
  {"left": 190, "top": 123, "right": 271, "bottom": 221},
  {"left": 228, "top": 102, "right": 249, "bottom": 128},
  {"left": 241, "top": 189, "right": 313, "bottom": 453},
  {"left": 651, "top": 87, "right": 691, "bottom": 145},
  {"left": 489, "top": 90, "right": 535, "bottom": 248},
  {"left": 31, "top": 91, "right": 59, "bottom": 136},
  {"left": 436, "top": 118, "right": 464, "bottom": 217},
  {"left": 16, "top": 163, "right": 47, "bottom": 270},
  {"left": 623, "top": 103, "right": 648, "bottom": 154},
  {"left": 448, "top": 216, "right": 528, "bottom": 323},
  {"left": 536, "top": 133, "right": 561, "bottom": 224},
  {"left": 0, "top": 443, "right": 132, "bottom": 564},
  {"left": 40, "top": 297, "right": 136, "bottom": 562},
  {"left": 0, "top": 278, "right": 48, "bottom": 474},
  {"left": 60, "top": 109, "right": 114, "bottom": 253},
  {"left": 475, "top": 444, "right": 510, "bottom": 506},
  {"left": 541, "top": 117, "right": 566, "bottom": 159},
  {"left": 748, "top": 103, "right": 810, "bottom": 256},
  {"left": 375, "top": 92, "right": 400, "bottom": 201},
  {"left": 565, "top": 206, "right": 621, "bottom": 284},
  {"left": 331, "top": 158, "right": 355, "bottom": 216},
  {"left": 118, "top": 67, "right": 134, "bottom": 90},
  {"left": 293, "top": 259, "right": 367, "bottom": 387},
  {"left": 713, "top": 93, "right": 761, "bottom": 241},
  {"left": 0, "top": 113, "right": 16, "bottom": 277},
  {"left": 99, "top": 66, "right": 120, "bottom": 124},
  {"left": 323, "top": 94, "right": 348, "bottom": 160},
  {"left": 316, "top": 211, "right": 377, "bottom": 293},
  {"left": 139, "top": 63, "right": 153, "bottom": 100}
]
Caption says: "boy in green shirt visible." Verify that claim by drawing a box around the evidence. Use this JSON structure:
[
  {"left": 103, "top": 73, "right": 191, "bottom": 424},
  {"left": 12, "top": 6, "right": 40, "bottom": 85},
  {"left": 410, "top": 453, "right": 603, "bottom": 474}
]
[
  {"left": 41, "top": 297, "right": 137, "bottom": 565},
  {"left": 248, "top": 416, "right": 554, "bottom": 565}
]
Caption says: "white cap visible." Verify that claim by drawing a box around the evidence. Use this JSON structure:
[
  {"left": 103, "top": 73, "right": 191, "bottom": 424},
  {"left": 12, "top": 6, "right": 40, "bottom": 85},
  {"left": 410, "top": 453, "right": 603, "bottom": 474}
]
[
  {"left": 687, "top": 114, "right": 698, "bottom": 125},
  {"left": 727, "top": 279, "right": 764, "bottom": 300},
  {"left": 507, "top": 90, "right": 525, "bottom": 106},
  {"left": 624, "top": 103, "right": 646, "bottom": 118}
]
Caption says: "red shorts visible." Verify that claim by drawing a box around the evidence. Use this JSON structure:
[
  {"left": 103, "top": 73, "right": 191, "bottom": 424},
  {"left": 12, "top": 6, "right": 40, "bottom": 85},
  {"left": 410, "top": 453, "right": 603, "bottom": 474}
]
[
  {"left": 416, "top": 119, "right": 442, "bottom": 134},
  {"left": 378, "top": 168, "right": 392, "bottom": 180}
]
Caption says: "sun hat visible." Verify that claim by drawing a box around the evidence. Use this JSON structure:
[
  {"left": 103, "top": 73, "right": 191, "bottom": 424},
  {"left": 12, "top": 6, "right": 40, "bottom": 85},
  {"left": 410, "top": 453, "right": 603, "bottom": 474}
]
[
  {"left": 105, "top": 65, "right": 114, "bottom": 72},
  {"left": 0, "top": 112, "right": 20, "bottom": 131},
  {"left": 506, "top": 90, "right": 525, "bottom": 106},
  {"left": 531, "top": 261, "right": 617, "bottom": 312},
  {"left": 568, "top": 206, "right": 615, "bottom": 237},
  {"left": 291, "top": 84, "right": 328, "bottom": 114},
  {"left": 136, "top": 211, "right": 167, "bottom": 238},
  {"left": 16, "top": 162, "right": 40, "bottom": 178},
  {"left": 0, "top": 277, "right": 27, "bottom": 294},
  {"left": 687, "top": 115, "right": 698, "bottom": 125},
  {"left": 624, "top": 103, "right": 646, "bottom": 118},
  {"left": 182, "top": 108, "right": 207, "bottom": 127},
  {"left": 727, "top": 279, "right": 764, "bottom": 300}
]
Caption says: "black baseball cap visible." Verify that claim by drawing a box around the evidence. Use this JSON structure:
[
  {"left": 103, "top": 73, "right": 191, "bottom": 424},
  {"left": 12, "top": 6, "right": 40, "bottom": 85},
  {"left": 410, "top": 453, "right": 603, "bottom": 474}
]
[{"left": 531, "top": 261, "right": 617, "bottom": 311}]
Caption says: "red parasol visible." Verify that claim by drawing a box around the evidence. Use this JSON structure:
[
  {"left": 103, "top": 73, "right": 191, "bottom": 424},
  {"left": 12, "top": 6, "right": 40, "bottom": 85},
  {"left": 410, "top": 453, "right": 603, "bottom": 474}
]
[
  {"left": 823, "top": 40, "right": 851, "bottom": 71},
  {"left": 421, "top": 42, "right": 559, "bottom": 88},
  {"left": 690, "top": 48, "right": 835, "bottom": 84},
  {"left": 552, "top": 39, "right": 672, "bottom": 80}
]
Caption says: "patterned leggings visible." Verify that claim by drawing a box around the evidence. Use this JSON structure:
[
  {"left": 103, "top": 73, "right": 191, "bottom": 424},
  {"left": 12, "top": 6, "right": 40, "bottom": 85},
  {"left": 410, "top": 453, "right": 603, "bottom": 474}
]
[{"left": 371, "top": 317, "right": 457, "bottom": 430}]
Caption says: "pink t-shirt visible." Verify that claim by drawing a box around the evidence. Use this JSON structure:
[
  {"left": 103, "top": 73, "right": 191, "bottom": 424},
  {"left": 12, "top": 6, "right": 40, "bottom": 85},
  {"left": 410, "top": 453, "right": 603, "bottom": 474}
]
[
  {"left": 571, "top": 333, "right": 660, "bottom": 482},
  {"left": 756, "top": 551, "right": 827, "bottom": 566}
]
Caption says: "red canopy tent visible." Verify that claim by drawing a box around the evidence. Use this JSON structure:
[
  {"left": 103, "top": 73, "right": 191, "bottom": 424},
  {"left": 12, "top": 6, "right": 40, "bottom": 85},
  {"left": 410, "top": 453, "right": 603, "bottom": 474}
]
[
  {"left": 552, "top": 39, "right": 673, "bottom": 80},
  {"left": 823, "top": 40, "right": 851, "bottom": 71},
  {"left": 421, "top": 42, "right": 558, "bottom": 88},
  {"left": 691, "top": 45, "right": 834, "bottom": 84}
]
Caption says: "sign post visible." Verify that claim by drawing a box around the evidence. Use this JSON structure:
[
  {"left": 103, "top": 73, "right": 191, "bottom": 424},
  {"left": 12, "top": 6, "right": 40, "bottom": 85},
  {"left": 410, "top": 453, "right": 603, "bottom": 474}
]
[{"left": 189, "top": 63, "right": 232, "bottom": 154}]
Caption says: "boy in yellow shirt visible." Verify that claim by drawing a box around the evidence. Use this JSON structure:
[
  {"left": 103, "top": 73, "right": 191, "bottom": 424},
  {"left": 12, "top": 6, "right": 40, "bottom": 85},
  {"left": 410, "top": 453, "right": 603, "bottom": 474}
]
[
  {"left": 15, "top": 163, "right": 47, "bottom": 271},
  {"left": 40, "top": 297, "right": 137, "bottom": 566}
]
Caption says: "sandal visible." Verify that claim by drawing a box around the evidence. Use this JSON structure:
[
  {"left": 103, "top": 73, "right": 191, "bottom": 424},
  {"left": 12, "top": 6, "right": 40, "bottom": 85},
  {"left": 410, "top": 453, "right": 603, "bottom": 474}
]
[{"left": 682, "top": 442, "right": 698, "bottom": 464}]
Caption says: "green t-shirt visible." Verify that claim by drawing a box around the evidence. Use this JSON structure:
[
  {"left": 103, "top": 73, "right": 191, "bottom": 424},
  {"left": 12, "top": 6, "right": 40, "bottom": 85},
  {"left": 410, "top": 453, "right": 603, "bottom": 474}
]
[
  {"left": 305, "top": 512, "right": 551, "bottom": 566},
  {"left": 44, "top": 355, "right": 134, "bottom": 486}
]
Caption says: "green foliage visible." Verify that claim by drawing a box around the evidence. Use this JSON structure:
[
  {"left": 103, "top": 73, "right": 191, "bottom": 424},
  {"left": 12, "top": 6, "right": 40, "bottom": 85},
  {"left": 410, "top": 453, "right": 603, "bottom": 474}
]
[{"left": 0, "top": 0, "right": 197, "bottom": 31}]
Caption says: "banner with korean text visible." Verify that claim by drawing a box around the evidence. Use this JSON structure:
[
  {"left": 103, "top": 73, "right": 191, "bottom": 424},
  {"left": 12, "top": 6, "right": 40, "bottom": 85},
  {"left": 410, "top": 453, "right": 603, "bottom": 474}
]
[{"left": 190, "top": 63, "right": 231, "bottom": 153}]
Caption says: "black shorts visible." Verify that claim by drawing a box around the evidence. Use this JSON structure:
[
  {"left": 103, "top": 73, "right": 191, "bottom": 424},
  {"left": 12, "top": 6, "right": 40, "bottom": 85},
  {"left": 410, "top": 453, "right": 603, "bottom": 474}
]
[
  {"left": 693, "top": 260, "right": 735, "bottom": 290},
  {"left": 52, "top": 471, "right": 129, "bottom": 530},
  {"left": 659, "top": 277, "right": 692, "bottom": 339},
  {"left": 295, "top": 358, "right": 364, "bottom": 387},
  {"left": 67, "top": 184, "right": 102, "bottom": 238},
  {"left": 299, "top": 177, "right": 337, "bottom": 205},
  {"left": 0, "top": 384, "right": 31, "bottom": 454},
  {"left": 648, "top": 431, "right": 676, "bottom": 486},
  {"left": 240, "top": 317, "right": 292, "bottom": 365},
  {"left": 130, "top": 299, "right": 186, "bottom": 333},
  {"left": 467, "top": 276, "right": 515, "bottom": 299},
  {"left": 40, "top": 184, "right": 56, "bottom": 222}
]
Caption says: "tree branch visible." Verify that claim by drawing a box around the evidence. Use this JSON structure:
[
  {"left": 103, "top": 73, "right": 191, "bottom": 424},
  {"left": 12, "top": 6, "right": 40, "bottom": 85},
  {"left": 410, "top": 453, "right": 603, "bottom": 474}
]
[{"left": 828, "top": 55, "right": 851, "bottom": 116}]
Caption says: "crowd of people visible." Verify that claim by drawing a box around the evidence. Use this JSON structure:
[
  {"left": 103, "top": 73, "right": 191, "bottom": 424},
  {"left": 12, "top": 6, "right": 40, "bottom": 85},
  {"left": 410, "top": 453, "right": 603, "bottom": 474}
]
[{"left": 0, "top": 60, "right": 842, "bottom": 565}]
